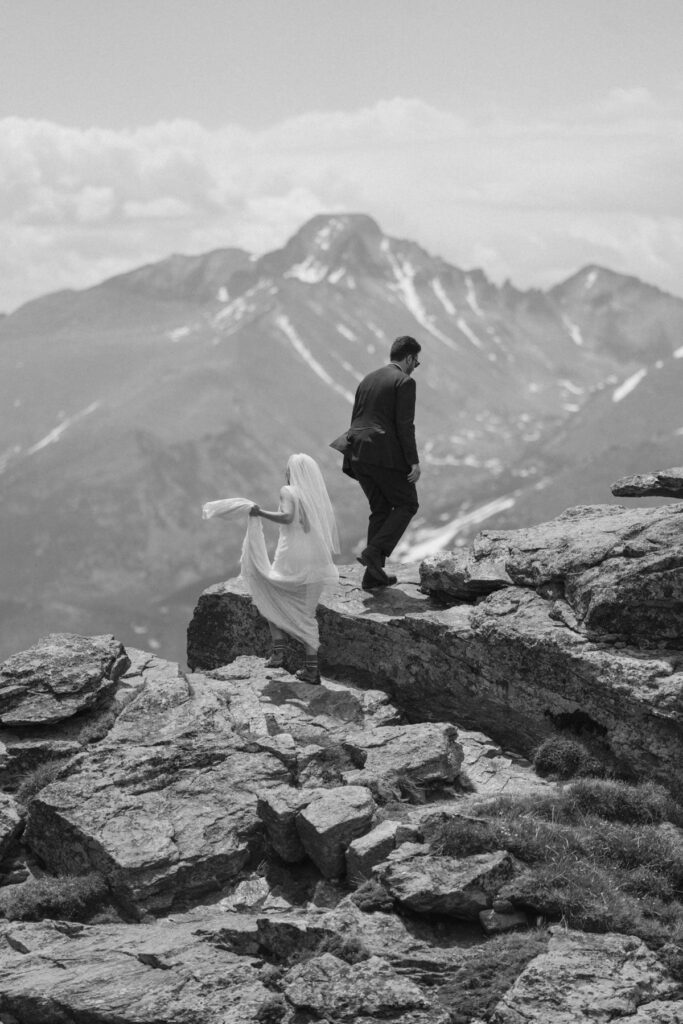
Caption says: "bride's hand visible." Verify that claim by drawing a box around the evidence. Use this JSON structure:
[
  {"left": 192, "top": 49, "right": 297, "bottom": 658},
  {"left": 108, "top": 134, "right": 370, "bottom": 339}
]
[{"left": 249, "top": 504, "right": 260, "bottom": 517}]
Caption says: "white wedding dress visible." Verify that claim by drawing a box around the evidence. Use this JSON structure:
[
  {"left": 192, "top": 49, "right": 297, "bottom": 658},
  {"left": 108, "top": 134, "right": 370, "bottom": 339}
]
[{"left": 202, "top": 458, "right": 339, "bottom": 652}]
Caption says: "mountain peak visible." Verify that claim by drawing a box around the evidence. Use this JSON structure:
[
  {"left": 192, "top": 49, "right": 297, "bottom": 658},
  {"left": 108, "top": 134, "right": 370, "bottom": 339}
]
[{"left": 262, "top": 213, "right": 386, "bottom": 284}]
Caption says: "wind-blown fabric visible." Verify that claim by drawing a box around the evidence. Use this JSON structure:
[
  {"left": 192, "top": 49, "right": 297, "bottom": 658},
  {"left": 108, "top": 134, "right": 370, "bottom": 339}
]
[{"left": 202, "top": 479, "right": 338, "bottom": 651}]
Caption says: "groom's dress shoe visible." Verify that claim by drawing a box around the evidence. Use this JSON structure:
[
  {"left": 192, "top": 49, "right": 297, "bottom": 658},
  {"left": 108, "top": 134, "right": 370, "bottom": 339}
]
[
  {"left": 362, "top": 570, "right": 397, "bottom": 591},
  {"left": 356, "top": 547, "right": 389, "bottom": 584}
]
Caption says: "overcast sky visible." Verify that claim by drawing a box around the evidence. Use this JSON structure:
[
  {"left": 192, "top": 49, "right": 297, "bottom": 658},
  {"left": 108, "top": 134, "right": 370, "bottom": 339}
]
[{"left": 1, "top": 0, "right": 682, "bottom": 312}]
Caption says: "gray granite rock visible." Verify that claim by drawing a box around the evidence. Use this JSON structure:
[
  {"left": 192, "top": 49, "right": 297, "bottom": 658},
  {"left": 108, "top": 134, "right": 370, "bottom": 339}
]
[
  {"left": 22, "top": 658, "right": 290, "bottom": 914},
  {"left": 612, "top": 467, "right": 683, "bottom": 499},
  {"left": 376, "top": 844, "right": 516, "bottom": 920},
  {"left": 0, "top": 911, "right": 272, "bottom": 1024},
  {"left": 0, "top": 633, "right": 130, "bottom": 726},
  {"left": 489, "top": 926, "right": 682, "bottom": 1023},
  {"left": 283, "top": 951, "right": 450, "bottom": 1023},
  {"left": 296, "top": 785, "right": 376, "bottom": 878},
  {"left": 346, "top": 819, "right": 419, "bottom": 882}
]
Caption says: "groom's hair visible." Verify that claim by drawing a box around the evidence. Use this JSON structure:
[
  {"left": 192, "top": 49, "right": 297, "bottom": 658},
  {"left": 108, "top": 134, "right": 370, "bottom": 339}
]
[{"left": 391, "top": 335, "right": 421, "bottom": 361}]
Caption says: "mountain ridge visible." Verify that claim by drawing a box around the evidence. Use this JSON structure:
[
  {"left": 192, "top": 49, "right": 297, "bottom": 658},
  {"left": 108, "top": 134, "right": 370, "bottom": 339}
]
[{"left": 2, "top": 211, "right": 682, "bottom": 665}]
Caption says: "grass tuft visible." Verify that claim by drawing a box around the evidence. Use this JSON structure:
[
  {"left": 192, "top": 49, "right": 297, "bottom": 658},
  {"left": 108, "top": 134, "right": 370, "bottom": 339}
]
[
  {"left": 15, "top": 759, "right": 72, "bottom": 807},
  {"left": 532, "top": 736, "right": 604, "bottom": 780}
]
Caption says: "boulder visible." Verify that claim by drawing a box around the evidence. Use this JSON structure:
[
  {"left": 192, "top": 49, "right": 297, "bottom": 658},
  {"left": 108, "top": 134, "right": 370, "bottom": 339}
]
[
  {"left": 0, "top": 647, "right": 153, "bottom": 789},
  {"left": 612, "top": 467, "right": 683, "bottom": 499},
  {"left": 376, "top": 844, "right": 516, "bottom": 920},
  {"left": 0, "top": 633, "right": 130, "bottom": 726},
  {"left": 346, "top": 819, "right": 419, "bottom": 881},
  {"left": 489, "top": 926, "right": 682, "bottom": 1023},
  {"left": 257, "top": 785, "right": 317, "bottom": 863},
  {"left": 283, "top": 951, "right": 450, "bottom": 1022},
  {"left": 343, "top": 722, "right": 463, "bottom": 791},
  {"left": 419, "top": 543, "right": 512, "bottom": 601},
  {"left": 296, "top": 785, "right": 376, "bottom": 878}
]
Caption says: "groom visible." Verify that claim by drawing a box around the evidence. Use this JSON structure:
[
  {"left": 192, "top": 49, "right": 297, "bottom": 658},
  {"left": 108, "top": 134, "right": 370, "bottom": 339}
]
[{"left": 332, "top": 335, "right": 421, "bottom": 590}]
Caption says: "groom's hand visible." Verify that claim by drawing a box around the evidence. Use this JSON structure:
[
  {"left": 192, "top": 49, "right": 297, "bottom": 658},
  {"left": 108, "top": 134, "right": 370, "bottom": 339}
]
[
  {"left": 407, "top": 463, "right": 421, "bottom": 483},
  {"left": 249, "top": 504, "right": 261, "bottom": 517}
]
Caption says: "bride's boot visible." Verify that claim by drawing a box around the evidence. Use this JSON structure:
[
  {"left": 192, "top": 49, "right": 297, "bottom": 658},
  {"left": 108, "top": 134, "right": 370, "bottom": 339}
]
[
  {"left": 265, "top": 640, "right": 286, "bottom": 668},
  {"left": 296, "top": 654, "right": 321, "bottom": 685}
]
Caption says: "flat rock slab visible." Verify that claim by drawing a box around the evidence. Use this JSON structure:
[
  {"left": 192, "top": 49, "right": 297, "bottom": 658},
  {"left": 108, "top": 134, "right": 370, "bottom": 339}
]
[
  {"left": 490, "top": 926, "right": 682, "bottom": 1023},
  {"left": 0, "top": 633, "right": 130, "bottom": 726},
  {"left": 612, "top": 467, "right": 683, "bottom": 499},
  {"left": 0, "top": 912, "right": 273, "bottom": 1024},
  {"left": 376, "top": 845, "right": 516, "bottom": 920}
]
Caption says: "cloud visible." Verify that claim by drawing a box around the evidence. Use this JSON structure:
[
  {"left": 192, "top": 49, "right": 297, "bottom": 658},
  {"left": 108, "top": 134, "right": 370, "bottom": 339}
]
[{"left": 1, "top": 92, "right": 683, "bottom": 311}]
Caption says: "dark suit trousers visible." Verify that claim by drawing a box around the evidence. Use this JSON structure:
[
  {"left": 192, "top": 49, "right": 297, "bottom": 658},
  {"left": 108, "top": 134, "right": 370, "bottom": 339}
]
[{"left": 354, "top": 464, "right": 419, "bottom": 558}]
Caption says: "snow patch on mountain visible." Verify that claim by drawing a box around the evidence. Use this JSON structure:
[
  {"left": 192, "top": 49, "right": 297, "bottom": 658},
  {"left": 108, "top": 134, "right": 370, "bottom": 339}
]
[
  {"left": 431, "top": 279, "right": 457, "bottom": 315},
  {"left": 275, "top": 314, "right": 354, "bottom": 404},
  {"left": 336, "top": 324, "right": 357, "bottom": 341},
  {"left": 612, "top": 368, "right": 647, "bottom": 403},
  {"left": 562, "top": 314, "right": 584, "bottom": 346},
  {"left": 465, "top": 276, "right": 483, "bottom": 316},
  {"left": 285, "top": 255, "right": 329, "bottom": 283},
  {"left": 560, "top": 379, "right": 584, "bottom": 395},
  {"left": 585, "top": 269, "right": 599, "bottom": 290},
  {"left": 213, "top": 281, "right": 275, "bottom": 331},
  {"left": 26, "top": 402, "right": 101, "bottom": 455},
  {"left": 166, "top": 326, "right": 192, "bottom": 342},
  {"left": 313, "top": 217, "right": 348, "bottom": 252},
  {"left": 400, "top": 493, "right": 517, "bottom": 561},
  {"left": 456, "top": 316, "right": 484, "bottom": 350},
  {"left": 382, "top": 242, "right": 458, "bottom": 351}
]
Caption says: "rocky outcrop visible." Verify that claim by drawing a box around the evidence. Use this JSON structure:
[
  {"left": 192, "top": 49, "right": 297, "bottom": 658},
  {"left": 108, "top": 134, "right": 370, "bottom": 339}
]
[
  {"left": 2, "top": 643, "right": 474, "bottom": 916},
  {"left": 612, "top": 467, "right": 683, "bottom": 499},
  {"left": 21, "top": 658, "right": 292, "bottom": 914},
  {"left": 1, "top": 626, "right": 682, "bottom": 1022},
  {"left": 0, "top": 633, "right": 129, "bottom": 726},
  {"left": 422, "top": 503, "right": 683, "bottom": 646},
  {"left": 490, "top": 926, "right": 683, "bottom": 1023},
  {"left": 188, "top": 555, "right": 683, "bottom": 783}
]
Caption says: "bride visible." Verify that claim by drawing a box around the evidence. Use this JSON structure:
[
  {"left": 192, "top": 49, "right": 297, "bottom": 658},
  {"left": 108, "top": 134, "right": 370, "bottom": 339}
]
[{"left": 203, "top": 453, "right": 339, "bottom": 684}]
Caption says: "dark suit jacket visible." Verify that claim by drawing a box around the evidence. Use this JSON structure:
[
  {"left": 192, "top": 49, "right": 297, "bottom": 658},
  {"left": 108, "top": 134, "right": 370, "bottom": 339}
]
[{"left": 331, "top": 363, "right": 418, "bottom": 476}]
